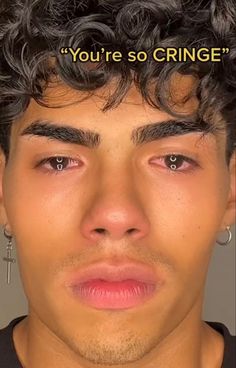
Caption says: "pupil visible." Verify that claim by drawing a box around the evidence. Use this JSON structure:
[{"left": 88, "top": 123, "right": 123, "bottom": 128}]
[
  {"left": 165, "top": 155, "right": 182, "bottom": 170},
  {"left": 52, "top": 157, "right": 68, "bottom": 170}
]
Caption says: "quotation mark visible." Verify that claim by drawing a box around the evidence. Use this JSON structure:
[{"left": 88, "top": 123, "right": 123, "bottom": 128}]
[
  {"left": 60, "top": 47, "right": 69, "bottom": 54},
  {"left": 222, "top": 48, "right": 229, "bottom": 54}
]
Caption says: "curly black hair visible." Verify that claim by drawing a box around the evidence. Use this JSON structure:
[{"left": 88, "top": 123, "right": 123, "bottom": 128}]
[{"left": 0, "top": 0, "right": 236, "bottom": 165}]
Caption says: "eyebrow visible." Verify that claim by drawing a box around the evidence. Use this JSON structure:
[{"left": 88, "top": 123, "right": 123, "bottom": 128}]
[{"left": 20, "top": 119, "right": 219, "bottom": 148}]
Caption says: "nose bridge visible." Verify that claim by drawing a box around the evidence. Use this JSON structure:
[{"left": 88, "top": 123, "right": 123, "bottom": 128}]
[
  {"left": 80, "top": 162, "right": 150, "bottom": 242},
  {"left": 94, "top": 153, "right": 138, "bottom": 200}
]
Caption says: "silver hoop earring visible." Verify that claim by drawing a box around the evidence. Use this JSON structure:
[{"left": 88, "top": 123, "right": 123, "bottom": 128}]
[
  {"left": 216, "top": 226, "right": 232, "bottom": 246},
  {"left": 2, "top": 225, "right": 16, "bottom": 284}
]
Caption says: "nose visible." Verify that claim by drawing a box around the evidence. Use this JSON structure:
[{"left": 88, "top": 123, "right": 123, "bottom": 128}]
[{"left": 80, "top": 179, "right": 150, "bottom": 242}]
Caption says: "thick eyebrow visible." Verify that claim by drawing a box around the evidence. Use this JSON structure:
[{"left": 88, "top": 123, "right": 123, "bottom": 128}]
[
  {"left": 20, "top": 120, "right": 101, "bottom": 148},
  {"left": 131, "top": 119, "right": 218, "bottom": 145},
  {"left": 20, "top": 119, "right": 219, "bottom": 148}
]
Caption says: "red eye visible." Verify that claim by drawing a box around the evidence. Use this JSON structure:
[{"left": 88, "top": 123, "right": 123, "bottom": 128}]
[
  {"left": 149, "top": 154, "right": 199, "bottom": 173},
  {"left": 37, "top": 156, "right": 82, "bottom": 174}
]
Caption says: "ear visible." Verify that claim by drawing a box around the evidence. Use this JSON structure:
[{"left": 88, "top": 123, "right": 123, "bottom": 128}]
[
  {"left": 219, "top": 151, "right": 236, "bottom": 230},
  {"left": 0, "top": 149, "right": 10, "bottom": 228}
]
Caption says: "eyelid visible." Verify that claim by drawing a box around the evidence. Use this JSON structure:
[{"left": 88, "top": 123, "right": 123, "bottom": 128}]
[
  {"left": 149, "top": 154, "right": 196, "bottom": 163},
  {"left": 33, "top": 148, "right": 87, "bottom": 161},
  {"left": 148, "top": 153, "right": 200, "bottom": 173},
  {"left": 35, "top": 155, "right": 83, "bottom": 173},
  {"left": 149, "top": 148, "right": 199, "bottom": 162}
]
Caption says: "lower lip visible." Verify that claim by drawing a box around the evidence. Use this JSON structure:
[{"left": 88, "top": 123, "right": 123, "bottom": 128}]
[{"left": 69, "top": 279, "right": 157, "bottom": 310}]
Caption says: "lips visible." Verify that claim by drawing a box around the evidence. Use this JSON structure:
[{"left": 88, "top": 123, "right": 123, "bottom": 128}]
[
  {"left": 65, "top": 260, "right": 163, "bottom": 309},
  {"left": 67, "top": 260, "right": 158, "bottom": 285}
]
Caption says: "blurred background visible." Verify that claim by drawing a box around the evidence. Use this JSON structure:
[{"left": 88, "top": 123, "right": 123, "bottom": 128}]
[{"left": 0, "top": 225, "right": 235, "bottom": 333}]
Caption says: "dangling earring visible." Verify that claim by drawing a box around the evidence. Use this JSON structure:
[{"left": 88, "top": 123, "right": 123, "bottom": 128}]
[
  {"left": 216, "top": 226, "right": 232, "bottom": 246},
  {"left": 2, "top": 225, "right": 16, "bottom": 284}
]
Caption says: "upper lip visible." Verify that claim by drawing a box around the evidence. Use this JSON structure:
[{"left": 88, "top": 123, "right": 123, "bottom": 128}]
[{"left": 67, "top": 260, "right": 159, "bottom": 285}]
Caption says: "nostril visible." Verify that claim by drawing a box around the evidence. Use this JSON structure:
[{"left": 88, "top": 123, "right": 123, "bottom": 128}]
[
  {"left": 95, "top": 228, "right": 106, "bottom": 234},
  {"left": 127, "top": 228, "right": 137, "bottom": 234}
]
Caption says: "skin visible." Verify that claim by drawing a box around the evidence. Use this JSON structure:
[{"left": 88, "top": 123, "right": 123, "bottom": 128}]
[{"left": 0, "top": 75, "right": 235, "bottom": 368}]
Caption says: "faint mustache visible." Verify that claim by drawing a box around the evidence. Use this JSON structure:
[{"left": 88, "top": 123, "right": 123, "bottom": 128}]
[{"left": 51, "top": 245, "right": 174, "bottom": 277}]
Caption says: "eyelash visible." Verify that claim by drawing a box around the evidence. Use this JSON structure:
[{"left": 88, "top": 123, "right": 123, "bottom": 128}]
[{"left": 36, "top": 154, "right": 199, "bottom": 175}]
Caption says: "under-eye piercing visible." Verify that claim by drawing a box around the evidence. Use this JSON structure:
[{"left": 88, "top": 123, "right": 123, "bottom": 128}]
[{"left": 2, "top": 225, "right": 16, "bottom": 284}]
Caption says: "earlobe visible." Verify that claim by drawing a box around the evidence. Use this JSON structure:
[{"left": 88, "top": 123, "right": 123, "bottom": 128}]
[{"left": 0, "top": 149, "right": 10, "bottom": 227}]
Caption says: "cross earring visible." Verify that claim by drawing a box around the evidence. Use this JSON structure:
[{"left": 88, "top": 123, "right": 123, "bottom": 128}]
[{"left": 3, "top": 226, "right": 16, "bottom": 284}]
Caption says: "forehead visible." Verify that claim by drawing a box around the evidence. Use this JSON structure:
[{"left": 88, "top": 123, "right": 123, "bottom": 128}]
[{"left": 13, "top": 74, "right": 199, "bottom": 131}]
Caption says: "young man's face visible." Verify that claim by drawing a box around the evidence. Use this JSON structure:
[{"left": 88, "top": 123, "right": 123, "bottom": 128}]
[{"left": 0, "top": 76, "right": 235, "bottom": 366}]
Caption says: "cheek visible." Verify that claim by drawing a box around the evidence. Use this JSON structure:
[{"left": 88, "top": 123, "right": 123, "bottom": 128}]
[
  {"left": 3, "top": 172, "right": 79, "bottom": 303},
  {"left": 3, "top": 170, "right": 79, "bottom": 270},
  {"left": 141, "top": 168, "right": 229, "bottom": 272},
  {"left": 4, "top": 161, "right": 86, "bottom": 230}
]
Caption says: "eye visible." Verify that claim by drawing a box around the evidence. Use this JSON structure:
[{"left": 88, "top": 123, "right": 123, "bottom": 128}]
[
  {"left": 36, "top": 156, "right": 82, "bottom": 174},
  {"left": 149, "top": 154, "right": 199, "bottom": 173}
]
